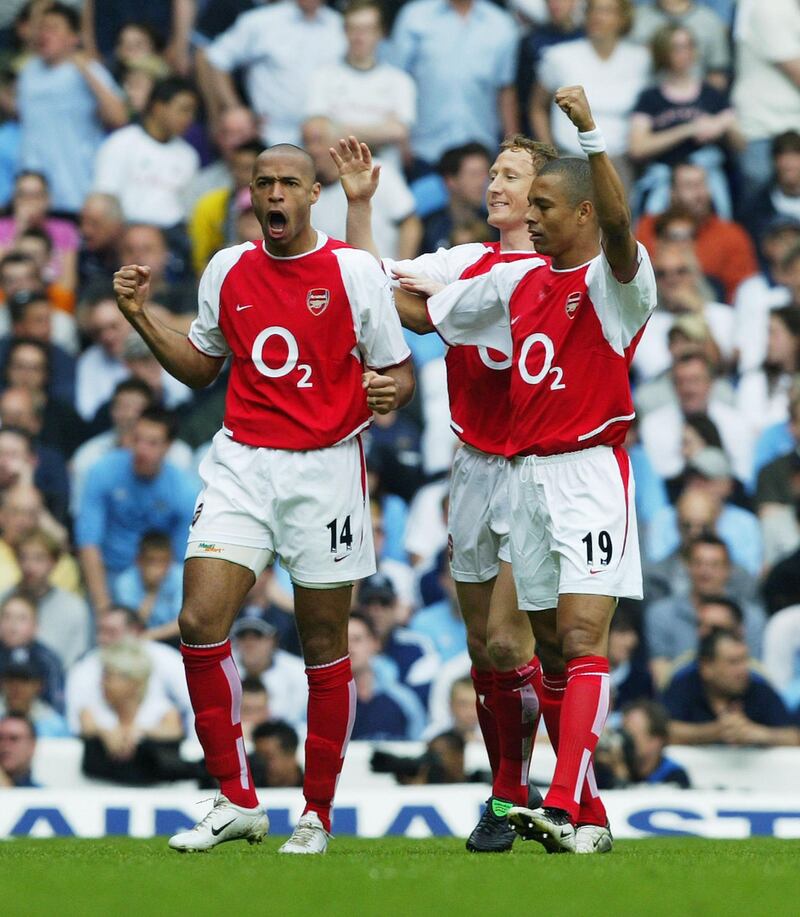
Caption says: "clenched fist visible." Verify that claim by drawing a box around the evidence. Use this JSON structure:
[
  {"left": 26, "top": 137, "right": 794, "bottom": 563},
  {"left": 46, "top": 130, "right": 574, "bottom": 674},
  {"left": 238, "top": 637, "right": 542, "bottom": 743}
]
[
  {"left": 363, "top": 370, "right": 398, "bottom": 415},
  {"left": 113, "top": 264, "right": 151, "bottom": 320},
  {"left": 554, "top": 86, "right": 596, "bottom": 133}
]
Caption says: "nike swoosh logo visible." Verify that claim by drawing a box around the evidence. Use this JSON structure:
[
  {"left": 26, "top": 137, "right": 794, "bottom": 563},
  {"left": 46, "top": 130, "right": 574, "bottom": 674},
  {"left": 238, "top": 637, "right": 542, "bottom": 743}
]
[
  {"left": 334, "top": 555, "right": 348, "bottom": 563},
  {"left": 510, "top": 316, "right": 521, "bottom": 325},
  {"left": 236, "top": 304, "right": 253, "bottom": 312},
  {"left": 589, "top": 570, "right": 604, "bottom": 575},
  {"left": 211, "top": 819, "right": 236, "bottom": 836}
]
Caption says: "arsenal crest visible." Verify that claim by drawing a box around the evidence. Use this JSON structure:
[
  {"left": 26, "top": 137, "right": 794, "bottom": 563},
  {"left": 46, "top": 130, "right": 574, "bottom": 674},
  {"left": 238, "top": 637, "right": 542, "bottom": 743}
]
[
  {"left": 565, "top": 291, "right": 581, "bottom": 319},
  {"left": 307, "top": 288, "right": 330, "bottom": 316}
]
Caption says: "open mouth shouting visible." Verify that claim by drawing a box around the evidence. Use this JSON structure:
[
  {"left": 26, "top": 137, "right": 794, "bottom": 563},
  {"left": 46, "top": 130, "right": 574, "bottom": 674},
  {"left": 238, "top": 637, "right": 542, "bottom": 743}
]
[{"left": 267, "top": 210, "right": 288, "bottom": 240}]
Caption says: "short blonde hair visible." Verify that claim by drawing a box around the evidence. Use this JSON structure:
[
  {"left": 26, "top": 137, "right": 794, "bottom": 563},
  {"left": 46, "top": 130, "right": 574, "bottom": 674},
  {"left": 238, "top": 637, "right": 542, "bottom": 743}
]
[
  {"left": 499, "top": 135, "right": 558, "bottom": 173},
  {"left": 100, "top": 639, "right": 152, "bottom": 683}
]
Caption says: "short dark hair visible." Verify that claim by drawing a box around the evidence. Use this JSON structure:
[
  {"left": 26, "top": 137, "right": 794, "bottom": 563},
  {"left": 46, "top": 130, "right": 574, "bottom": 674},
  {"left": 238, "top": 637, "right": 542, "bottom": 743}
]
[
  {"left": 118, "top": 20, "right": 166, "bottom": 53},
  {"left": 697, "top": 595, "right": 744, "bottom": 624},
  {"left": 772, "top": 130, "right": 800, "bottom": 158},
  {"left": 429, "top": 730, "right": 465, "bottom": 754},
  {"left": 698, "top": 627, "right": 744, "bottom": 663},
  {"left": 145, "top": 76, "right": 198, "bottom": 112},
  {"left": 234, "top": 140, "right": 265, "bottom": 159},
  {"left": 7, "top": 289, "right": 50, "bottom": 325},
  {"left": 536, "top": 157, "right": 595, "bottom": 207},
  {"left": 241, "top": 676, "right": 267, "bottom": 695},
  {"left": 6, "top": 337, "right": 50, "bottom": 382},
  {"left": 349, "top": 611, "right": 378, "bottom": 639},
  {"left": 0, "top": 251, "right": 37, "bottom": 277},
  {"left": 138, "top": 530, "right": 172, "bottom": 556},
  {"left": 438, "top": 142, "right": 492, "bottom": 179},
  {"left": 688, "top": 534, "right": 730, "bottom": 561},
  {"left": 107, "top": 605, "right": 144, "bottom": 630},
  {"left": 0, "top": 713, "right": 36, "bottom": 741},
  {"left": 770, "top": 305, "right": 800, "bottom": 340},
  {"left": 19, "top": 226, "right": 54, "bottom": 255},
  {"left": 343, "top": 0, "right": 385, "bottom": 28},
  {"left": 137, "top": 406, "right": 178, "bottom": 441},
  {"left": 622, "top": 699, "right": 670, "bottom": 741},
  {"left": 683, "top": 412, "right": 723, "bottom": 450},
  {"left": 252, "top": 719, "right": 299, "bottom": 753},
  {"left": 42, "top": 2, "right": 80, "bottom": 33},
  {"left": 112, "top": 377, "right": 155, "bottom": 405}
]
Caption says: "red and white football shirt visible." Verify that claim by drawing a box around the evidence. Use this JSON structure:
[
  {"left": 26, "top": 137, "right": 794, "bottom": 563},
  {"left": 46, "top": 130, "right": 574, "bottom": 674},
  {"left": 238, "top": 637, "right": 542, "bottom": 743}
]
[
  {"left": 386, "top": 242, "right": 539, "bottom": 455},
  {"left": 189, "top": 233, "right": 410, "bottom": 450},
  {"left": 427, "top": 244, "right": 657, "bottom": 457}
]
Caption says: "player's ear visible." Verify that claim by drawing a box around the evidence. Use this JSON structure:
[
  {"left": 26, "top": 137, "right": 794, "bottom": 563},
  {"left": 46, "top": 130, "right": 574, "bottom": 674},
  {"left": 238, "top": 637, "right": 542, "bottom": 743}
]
[
  {"left": 309, "top": 182, "right": 321, "bottom": 205},
  {"left": 576, "top": 200, "right": 594, "bottom": 225}
]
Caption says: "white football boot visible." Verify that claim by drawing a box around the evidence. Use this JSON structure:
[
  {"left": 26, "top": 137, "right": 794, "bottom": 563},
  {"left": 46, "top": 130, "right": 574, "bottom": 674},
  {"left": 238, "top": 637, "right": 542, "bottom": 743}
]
[
  {"left": 278, "top": 811, "right": 330, "bottom": 855},
  {"left": 508, "top": 806, "right": 577, "bottom": 853},
  {"left": 168, "top": 794, "right": 269, "bottom": 852},
  {"left": 575, "top": 823, "right": 614, "bottom": 854}
]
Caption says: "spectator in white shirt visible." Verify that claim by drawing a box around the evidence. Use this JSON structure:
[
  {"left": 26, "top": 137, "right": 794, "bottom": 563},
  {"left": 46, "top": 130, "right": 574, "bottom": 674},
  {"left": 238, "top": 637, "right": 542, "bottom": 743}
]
[
  {"left": 196, "top": 0, "right": 346, "bottom": 146},
  {"left": 75, "top": 289, "right": 131, "bottom": 422},
  {"left": 305, "top": 0, "right": 416, "bottom": 174},
  {"left": 302, "top": 115, "right": 422, "bottom": 260},
  {"left": 532, "top": 0, "right": 650, "bottom": 187},
  {"left": 93, "top": 77, "right": 199, "bottom": 231},
  {"left": 640, "top": 352, "right": 755, "bottom": 484}
]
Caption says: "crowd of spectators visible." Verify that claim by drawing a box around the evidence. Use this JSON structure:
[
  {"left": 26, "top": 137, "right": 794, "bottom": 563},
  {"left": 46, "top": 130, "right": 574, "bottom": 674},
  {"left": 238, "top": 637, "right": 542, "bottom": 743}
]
[{"left": 2, "top": 0, "right": 800, "bottom": 790}]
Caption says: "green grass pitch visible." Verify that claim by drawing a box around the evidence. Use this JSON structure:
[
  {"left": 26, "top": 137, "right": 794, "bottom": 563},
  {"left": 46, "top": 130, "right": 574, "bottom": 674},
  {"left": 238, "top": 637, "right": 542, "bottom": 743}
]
[{"left": 3, "top": 837, "right": 799, "bottom": 917}]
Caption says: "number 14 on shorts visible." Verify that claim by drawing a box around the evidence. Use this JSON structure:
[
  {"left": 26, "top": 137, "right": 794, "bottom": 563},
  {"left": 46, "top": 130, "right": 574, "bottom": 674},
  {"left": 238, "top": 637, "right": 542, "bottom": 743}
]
[
  {"left": 327, "top": 515, "right": 353, "bottom": 559},
  {"left": 582, "top": 530, "right": 613, "bottom": 572}
]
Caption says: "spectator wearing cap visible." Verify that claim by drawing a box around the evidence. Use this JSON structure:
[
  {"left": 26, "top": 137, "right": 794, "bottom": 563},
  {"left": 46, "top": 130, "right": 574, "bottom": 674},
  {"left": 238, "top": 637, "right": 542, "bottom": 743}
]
[
  {"left": 409, "top": 554, "right": 468, "bottom": 662},
  {"left": 357, "top": 573, "right": 438, "bottom": 705},
  {"left": 197, "top": 0, "right": 346, "bottom": 147},
  {"left": 663, "top": 629, "right": 799, "bottom": 747},
  {"left": 65, "top": 606, "right": 191, "bottom": 735},
  {"left": 232, "top": 611, "right": 308, "bottom": 730},
  {"left": 348, "top": 613, "right": 426, "bottom": 740},
  {"left": 5, "top": 528, "right": 90, "bottom": 669},
  {"left": 744, "top": 132, "right": 800, "bottom": 245},
  {"left": 645, "top": 535, "right": 765, "bottom": 687},
  {"left": 0, "top": 660, "right": 68, "bottom": 737},
  {"left": 647, "top": 451, "right": 763, "bottom": 576},
  {"left": 17, "top": 3, "right": 127, "bottom": 215},
  {"left": 644, "top": 486, "right": 760, "bottom": 606},
  {"left": 188, "top": 140, "right": 263, "bottom": 276},
  {"left": 389, "top": 0, "right": 519, "bottom": 174},
  {"left": 249, "top": 720, "right": 304, "bottom": 788},
  {"left": 0, "top": 713, "right": 38, "bottom": 787},
  {"left": 0, "top": 592, "right": 63, "bottom": 712},
  {"left": 75, "top": 408, "right": 198, "bottom": 616},
  {"left": 636, "top": 162, "right": 759, "bottom": 303},
  {"left": 640, "top": 352, "right": 755, "bottom": 487},
  {"left": 112, "top": 531, "right": 183, "bottom": 645}
]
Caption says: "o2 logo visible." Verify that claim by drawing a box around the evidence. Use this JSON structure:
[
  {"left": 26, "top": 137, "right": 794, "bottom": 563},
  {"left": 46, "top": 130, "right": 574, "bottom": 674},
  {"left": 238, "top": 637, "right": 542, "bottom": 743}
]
[{"left": 251, "top": 326, "right": 313, "bottom": 388}]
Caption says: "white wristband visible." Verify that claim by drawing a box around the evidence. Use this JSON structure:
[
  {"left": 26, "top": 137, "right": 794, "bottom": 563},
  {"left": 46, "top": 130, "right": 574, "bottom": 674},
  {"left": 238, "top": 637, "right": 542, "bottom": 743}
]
[{"left": 578, "top": 128, "right": 606, "bottom": 156}]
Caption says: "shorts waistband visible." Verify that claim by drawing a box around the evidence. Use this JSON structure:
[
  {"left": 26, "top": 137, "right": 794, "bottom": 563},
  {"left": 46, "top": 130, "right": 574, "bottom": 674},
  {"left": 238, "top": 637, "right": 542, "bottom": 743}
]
[
  {"left": 461, "top": 444, "right": 507, "bottom": 465},
  {"left": 513, "top": 445, "right": 614, "bottom": 467}
]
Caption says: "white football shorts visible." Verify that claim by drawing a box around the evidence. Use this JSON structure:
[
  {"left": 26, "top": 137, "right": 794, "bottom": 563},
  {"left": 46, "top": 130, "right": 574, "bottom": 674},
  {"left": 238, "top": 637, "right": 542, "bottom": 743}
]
[
  {"left": 448, "top": 445, "right": 511, "bottom": 583},
  {"left": 186, "top": 430, "right": 376, "bottom": 586},
  {"left": 508, "top": 445, "right": 642, "bottom": 611}
]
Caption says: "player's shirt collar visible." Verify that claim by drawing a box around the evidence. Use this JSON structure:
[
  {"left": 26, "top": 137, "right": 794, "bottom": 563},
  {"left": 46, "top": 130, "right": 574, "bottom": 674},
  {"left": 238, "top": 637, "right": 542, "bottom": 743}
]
[{"left": 261, "top": 231, "right": 328, "bottom": 261}]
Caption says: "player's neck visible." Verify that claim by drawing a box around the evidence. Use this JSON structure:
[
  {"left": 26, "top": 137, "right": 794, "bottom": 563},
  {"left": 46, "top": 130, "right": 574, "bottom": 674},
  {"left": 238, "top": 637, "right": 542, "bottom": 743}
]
[
  {"left": 550, "top": 240, "right": 601, "bottom": 270},
  {"left": 263, "top": 226, "right": 320, "bottom": 258},
  {"left": 499, "top": 225, "right": 534, "bottom": 253}
]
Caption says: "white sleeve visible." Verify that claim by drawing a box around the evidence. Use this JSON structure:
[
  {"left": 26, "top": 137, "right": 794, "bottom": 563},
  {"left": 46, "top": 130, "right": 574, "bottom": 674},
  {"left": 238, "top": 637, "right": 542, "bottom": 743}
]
[
  {"left": 205, "top": 10, "right": 257, "bottom": 71},
  {"left": 585, "top": 242, "right": 658, "bottom": 356},
  {"left": 187, "top": 244, "right": 255, "bottom": 357},
  {"left": 304, "top": 68, "right": 331, "bottom": 117},
  {"left": 427, "top": 260, "right": 543, "bottom": 357},
  {"left": 374, "top": 164, "right": 416, "bottom": 222},
  {"left": 92, "top": 130, "right": 126, "bottom": 196},
  {"left": 335, "top": 248, "right": 411, "bottom": 369},
  {"left": 394, "top": 70, "right": 417, "bottom": 127},
  {"left": 382, "top": 243, "right": 493, "bottom": 287}
]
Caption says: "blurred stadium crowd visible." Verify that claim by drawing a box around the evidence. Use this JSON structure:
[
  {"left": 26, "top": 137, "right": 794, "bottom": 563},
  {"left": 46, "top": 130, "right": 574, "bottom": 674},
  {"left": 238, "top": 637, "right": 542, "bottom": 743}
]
[{"left": 2, "top": 0, "right": 800, "bottom": 792}]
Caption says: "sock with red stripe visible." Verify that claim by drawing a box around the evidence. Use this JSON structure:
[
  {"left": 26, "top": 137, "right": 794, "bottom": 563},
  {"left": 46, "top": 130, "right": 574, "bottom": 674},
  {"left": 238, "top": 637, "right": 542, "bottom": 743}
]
[
  {"left": 491, "top": 656, "right": 541, "bottom": 806},
  {"left": 542, "top": 655, "right": 610, "bottom": 824},
  {"left": 181, "top": 640, "right": 259, "bottom": 809},
  {"left": 471, "top": 667, "right": 500, "bottom": 780},
  {"left": 533, "top": 667, "right": 607, "bottom": 825},
  {"left": 303, "top": 655, "right": 356, "bottom": 833}
]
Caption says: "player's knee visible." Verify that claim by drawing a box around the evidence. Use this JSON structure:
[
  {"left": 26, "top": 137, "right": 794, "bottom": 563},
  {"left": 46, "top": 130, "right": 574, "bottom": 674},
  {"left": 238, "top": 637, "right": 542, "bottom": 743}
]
[
  {"left": 178, "top": 604, "right": 218, "bottom": 645},
  {"left": 486, "top": 633, "right": 530, "bottom": 671},
  {"left": 559, "top": 623, "right": 604, "bottom": 661},
  {"left": 466, "top": 630, "right": 491, "bottom": 670},
  {"left": 301, "top": 623, "right": 348, "bottom": 666}
]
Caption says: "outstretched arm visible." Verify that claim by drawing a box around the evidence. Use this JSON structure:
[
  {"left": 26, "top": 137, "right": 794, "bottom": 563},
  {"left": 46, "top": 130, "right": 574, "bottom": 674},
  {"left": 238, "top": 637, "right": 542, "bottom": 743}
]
[
  {"left": 331, "top": 136, "right": 382, "bottom": 260},
  {"left": 555, "top": 86, "right": 638, "bottom": 282},
  {"left": 113, "top": 265, "right": 223, "bottom": 389}
]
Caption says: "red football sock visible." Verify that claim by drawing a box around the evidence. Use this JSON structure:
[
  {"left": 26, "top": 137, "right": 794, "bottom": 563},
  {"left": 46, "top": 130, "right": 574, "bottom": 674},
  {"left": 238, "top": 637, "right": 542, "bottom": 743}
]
[
  {"left": 533, "top": 668, "right": 607, "bottom": 824},
  {"left": 491, "top": 656, "right": 541, "bottom": 805},
  {"left": 181, "top": 640, "right": 259, "bottom": 809},
  {"left": 471, "top": 666, "right": 500, "bottom": 779},
  {"left": 543, "top": 655, "right": 610, "bottom": 823},
  {"left": 302, "top": 655, "right": 356, "bottom": 833}
]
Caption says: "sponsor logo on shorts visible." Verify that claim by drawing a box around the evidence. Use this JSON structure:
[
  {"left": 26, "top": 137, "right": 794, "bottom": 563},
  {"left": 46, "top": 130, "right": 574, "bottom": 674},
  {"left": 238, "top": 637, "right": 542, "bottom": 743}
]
[
  {"left": 191, "top": 502, "right": 204, "bottom": 527},
  {"left": 197, "top": 542, "right": 223, "bottom": 554},
  {"left": 307, "top": 288, "right": 330, "bottom": 316},
  {"left": 565, "top": 291, "right": 582, "bottom": 319}
]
